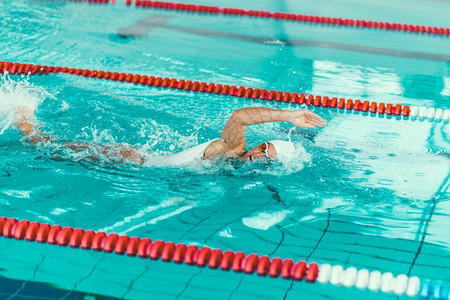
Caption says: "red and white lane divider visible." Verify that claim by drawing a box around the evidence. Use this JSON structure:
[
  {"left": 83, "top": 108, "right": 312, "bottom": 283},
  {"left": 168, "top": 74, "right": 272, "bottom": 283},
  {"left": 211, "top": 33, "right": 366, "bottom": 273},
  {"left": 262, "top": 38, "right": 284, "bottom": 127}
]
[
  {"left": 1, "top": 216, "right": 448, "bottom": 299},
  {"left": 1, "top": 61, "right": 449, "bottom": 122},
  {"left": 128, "top": 0, "right": 450, "bottom": 37}
]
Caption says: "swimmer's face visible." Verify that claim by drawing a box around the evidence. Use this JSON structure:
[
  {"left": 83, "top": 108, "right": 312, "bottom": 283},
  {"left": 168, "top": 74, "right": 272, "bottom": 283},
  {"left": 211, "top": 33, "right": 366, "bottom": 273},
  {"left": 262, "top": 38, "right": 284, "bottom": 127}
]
[{"left": 241, "top": 142, "right": 277, "bottom": 161}]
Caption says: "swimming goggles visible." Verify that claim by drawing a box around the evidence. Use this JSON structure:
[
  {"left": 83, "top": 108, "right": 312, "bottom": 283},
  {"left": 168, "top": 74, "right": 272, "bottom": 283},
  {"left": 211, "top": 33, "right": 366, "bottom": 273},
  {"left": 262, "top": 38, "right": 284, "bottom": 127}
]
[{"left": 259, "top": 142, "right": 269, "bottom": 157}]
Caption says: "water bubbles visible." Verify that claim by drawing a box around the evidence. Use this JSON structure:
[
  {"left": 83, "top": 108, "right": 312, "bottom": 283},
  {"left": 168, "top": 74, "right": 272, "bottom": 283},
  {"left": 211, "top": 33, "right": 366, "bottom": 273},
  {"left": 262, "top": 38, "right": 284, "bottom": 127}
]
[
  {"left": 377, "top": 179, "right": 393, "bottom": 186},
  {"left": 61, "top": 101, "right": 70, "bottom": 112}
]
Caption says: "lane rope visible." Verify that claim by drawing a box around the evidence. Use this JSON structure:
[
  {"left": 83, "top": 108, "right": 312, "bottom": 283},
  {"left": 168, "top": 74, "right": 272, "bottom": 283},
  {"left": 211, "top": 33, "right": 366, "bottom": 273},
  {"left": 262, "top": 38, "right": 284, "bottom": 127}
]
[
  {"left": 0, "top": 217, "right": 319, "bottom": 282},
  {"left": 1, "top": 61, "right": 449, "bottom": 122},
  {"left": 1, "top": 216, "right": 448, "bottom": 298},
  {"left": 127, "top": 0, "right": 450, "bottom": 37}
]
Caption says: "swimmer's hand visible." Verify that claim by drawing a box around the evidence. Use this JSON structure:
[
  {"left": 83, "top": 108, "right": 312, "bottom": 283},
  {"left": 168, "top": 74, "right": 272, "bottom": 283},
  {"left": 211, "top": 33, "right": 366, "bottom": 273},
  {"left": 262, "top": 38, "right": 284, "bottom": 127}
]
[
  {"left": 286, "top": 110, "right": 326, "bottom": 128},
  {"left": 14, "top": 105, "right": 35, "bottom": 132},
  {"left": 15, "top": 105, "right": 49, "bottom": 144},
  {"left": 15, "top": 105, "right": 34, "bottom": 119}
]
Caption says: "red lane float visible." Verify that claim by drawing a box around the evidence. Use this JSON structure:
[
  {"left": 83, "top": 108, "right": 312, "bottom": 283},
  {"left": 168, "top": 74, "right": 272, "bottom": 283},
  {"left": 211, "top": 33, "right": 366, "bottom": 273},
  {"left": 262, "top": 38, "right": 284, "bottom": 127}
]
[
  {"left": 69, "top": 228, "right": 84, "bottom": 248},
  {"left": 128, "top": 0, "right": 449, "bottom": 37},
  {"left": 0, "top": 61, "right": 411, "bottom": 117},
  {"left": 0, "top": 217, "right": 319, "bottom": 283}
]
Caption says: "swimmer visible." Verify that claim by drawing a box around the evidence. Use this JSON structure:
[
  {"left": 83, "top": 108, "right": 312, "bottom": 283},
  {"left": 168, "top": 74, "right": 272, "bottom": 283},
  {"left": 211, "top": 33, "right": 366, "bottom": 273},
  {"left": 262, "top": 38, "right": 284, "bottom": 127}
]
[{"left": 14, "top": 106, "right": 326, "bottom": 166}]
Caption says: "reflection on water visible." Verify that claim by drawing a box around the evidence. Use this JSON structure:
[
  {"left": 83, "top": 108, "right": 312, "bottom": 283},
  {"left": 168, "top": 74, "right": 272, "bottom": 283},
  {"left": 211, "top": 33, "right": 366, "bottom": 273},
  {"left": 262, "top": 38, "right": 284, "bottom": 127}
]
[{"left": 403, "top": 74, "right": 446, "bottom": 101}]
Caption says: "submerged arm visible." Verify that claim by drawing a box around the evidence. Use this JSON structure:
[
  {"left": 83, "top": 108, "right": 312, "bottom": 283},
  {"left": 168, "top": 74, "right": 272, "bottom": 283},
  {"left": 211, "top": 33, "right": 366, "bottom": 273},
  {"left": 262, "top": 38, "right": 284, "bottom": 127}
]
[{"left": 15, "top": 106, "right": 145, "bottom": 165}]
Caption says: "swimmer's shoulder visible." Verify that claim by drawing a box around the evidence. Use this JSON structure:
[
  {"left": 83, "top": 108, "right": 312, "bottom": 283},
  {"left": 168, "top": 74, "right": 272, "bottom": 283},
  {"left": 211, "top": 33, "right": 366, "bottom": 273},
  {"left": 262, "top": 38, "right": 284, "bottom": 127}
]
[{"left": 203, "top": 139, "right": 245, "bottom": 159}]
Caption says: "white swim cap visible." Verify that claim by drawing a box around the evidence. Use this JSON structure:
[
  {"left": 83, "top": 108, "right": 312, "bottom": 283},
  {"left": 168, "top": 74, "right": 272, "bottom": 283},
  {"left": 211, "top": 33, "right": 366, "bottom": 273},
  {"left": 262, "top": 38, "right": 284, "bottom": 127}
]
[{"left": 268, "top": 140, "right": 296, "bottom": 162}]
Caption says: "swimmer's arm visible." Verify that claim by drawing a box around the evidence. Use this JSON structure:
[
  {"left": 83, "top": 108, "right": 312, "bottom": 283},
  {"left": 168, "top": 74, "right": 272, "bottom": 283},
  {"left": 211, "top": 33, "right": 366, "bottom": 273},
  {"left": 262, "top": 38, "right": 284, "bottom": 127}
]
[
  {"left": 62, "top": 143, "right": 145, "bottom": 165},
  {"left": 220, "top": 107, "right": 326, "bottom": 149},
  {"left": 116, "top": 147, "right": 145, "bottom": 165},
  {"left": 51, "top": 142, "right": 145, "bottom": 166},
  {"left": 16, "top": 106, "right": 145, "bottom": 165}
]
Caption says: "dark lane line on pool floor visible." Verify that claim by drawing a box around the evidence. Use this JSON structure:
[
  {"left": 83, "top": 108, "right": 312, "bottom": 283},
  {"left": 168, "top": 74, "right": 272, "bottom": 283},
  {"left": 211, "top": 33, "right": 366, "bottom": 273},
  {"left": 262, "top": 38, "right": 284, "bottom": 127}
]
[
  {"left": 407, "top": 174, "right": 450, "bottom": 276},
  {"left": 116, "top": 15, "right": 450, "bottom": 62}
]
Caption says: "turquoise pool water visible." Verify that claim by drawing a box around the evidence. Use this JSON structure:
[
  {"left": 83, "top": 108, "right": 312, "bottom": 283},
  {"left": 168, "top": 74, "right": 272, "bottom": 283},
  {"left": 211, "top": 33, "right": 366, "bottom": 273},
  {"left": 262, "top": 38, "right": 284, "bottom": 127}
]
[{"left": 0, "top": 0, "right": 449, "bottom": 299}]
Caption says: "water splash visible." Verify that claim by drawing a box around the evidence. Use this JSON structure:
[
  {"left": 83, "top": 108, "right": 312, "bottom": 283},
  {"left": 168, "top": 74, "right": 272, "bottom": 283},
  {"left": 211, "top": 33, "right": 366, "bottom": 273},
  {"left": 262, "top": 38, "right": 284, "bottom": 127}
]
[
  {"left": 0, "top": 75, "right": 52, "bottom": 134},
  {"left": 0, "top": 76, "right": 310, "bottom": 176}
]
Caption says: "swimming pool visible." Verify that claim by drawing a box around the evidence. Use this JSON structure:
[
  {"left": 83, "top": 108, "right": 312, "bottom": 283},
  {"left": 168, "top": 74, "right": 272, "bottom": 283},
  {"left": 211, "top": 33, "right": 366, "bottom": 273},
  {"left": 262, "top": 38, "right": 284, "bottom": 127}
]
[{"left": 0, "top": 0, "right": 449, "bottom": 299}]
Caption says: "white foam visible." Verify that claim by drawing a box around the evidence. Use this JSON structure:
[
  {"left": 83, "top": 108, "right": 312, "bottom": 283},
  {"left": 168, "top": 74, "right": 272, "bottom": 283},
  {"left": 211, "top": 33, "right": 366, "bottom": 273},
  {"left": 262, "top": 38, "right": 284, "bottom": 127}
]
[
  {"left": 0, "top": 75, "right": 52, "bottom": 134},
  {"left": 280, "top": 141, "right": 311, "bottom": 174},
  {"left": 218, "top": 227, "right": 235, "bottom": 238}
]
